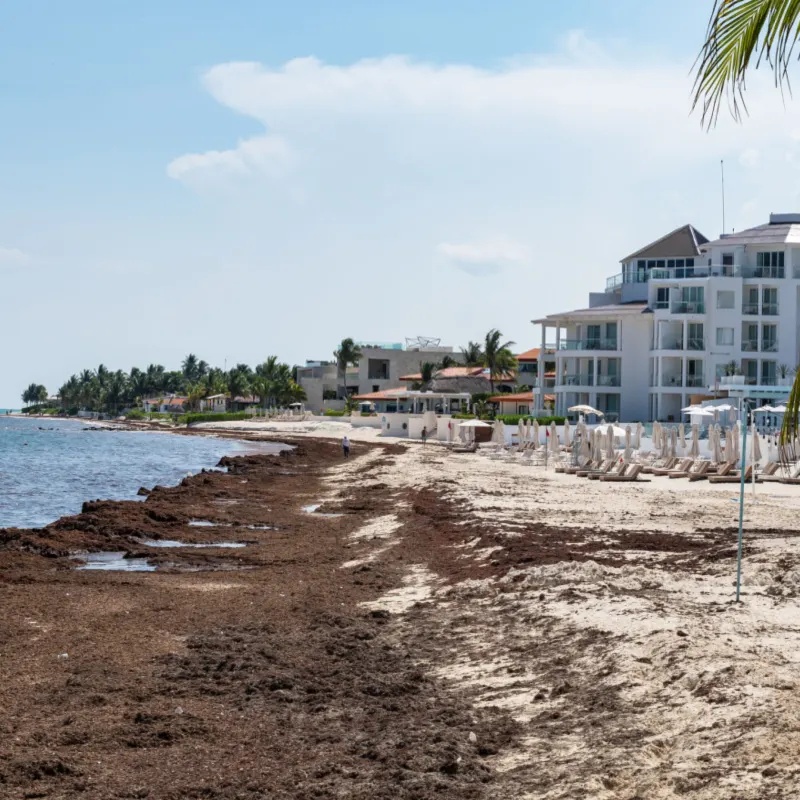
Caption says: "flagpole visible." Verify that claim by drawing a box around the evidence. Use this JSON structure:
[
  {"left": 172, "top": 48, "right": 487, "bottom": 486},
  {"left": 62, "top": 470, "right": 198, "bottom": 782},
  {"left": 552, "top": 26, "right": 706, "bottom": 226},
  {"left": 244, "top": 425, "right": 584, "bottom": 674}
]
[{"left": 736, "top": 418, "right": 748, "bottom": 602}]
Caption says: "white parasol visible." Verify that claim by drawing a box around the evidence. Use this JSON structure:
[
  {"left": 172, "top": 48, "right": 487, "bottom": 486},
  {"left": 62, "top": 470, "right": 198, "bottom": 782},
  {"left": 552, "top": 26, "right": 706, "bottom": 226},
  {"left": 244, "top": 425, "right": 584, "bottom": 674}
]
[
  {"left": 563, "top": 418, "right": 571, "bottom": 448},
  {"left": 492, "top": 420, "right": 505, "bottom": 444},
  {"left": 634, "top": 422, "right": 643, "bottom": 450},
  {"left": 690, "top": 424, "right": 700, "bottom": 459}
]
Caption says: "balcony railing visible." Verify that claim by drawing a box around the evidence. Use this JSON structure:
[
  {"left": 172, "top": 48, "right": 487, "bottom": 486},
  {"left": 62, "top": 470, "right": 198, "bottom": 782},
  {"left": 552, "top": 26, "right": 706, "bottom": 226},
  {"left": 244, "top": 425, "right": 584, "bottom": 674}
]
[
  {"left": 658, "top": 338, "right": 683, "bottom": 350},
  {"left": 760, "top": 376, "right": 779, "bottom": 386},
  {"left": 686, "top": 375, "right": 706, "bottom": 387},
  {"left": 653, "top": 300, "right": 669, "bottom": 310},
  {"left": 606, "top": 273, "right": 623, "bottom": 291},
  {"left": 596, "top": 375, "right": 621, "bottom": 387},
  {"left": 671, "top": 302, "right": 705, "bottom": 314},
  {"left": 742, "top": 302, "right": 759, "bottom": 315},
  {"left": 558, "top": 338, "right": 618, "bottom": 351},
  {"left": 762, "top": 340, "right": 779, "bottom": 353},
  {"left": 529, "top": 377, "right": 556, "bottom": 389},
  {"left": 742, "top": 339, "right": 758, "bottom": 352},
  {"left": 661, "top": 376, "right": 684, "bottom": 387},
  {"left": 687, "top": 337, "right": 705, "bottom": 351},
  {"left": 560, "top": 374, "right": 594, "bottom": 386},
  {"left": 740, "top": 265, "right": 785, "bottom": 279},
  {"left": 762, "top": 303, "right": 779, "bottom": 315}
]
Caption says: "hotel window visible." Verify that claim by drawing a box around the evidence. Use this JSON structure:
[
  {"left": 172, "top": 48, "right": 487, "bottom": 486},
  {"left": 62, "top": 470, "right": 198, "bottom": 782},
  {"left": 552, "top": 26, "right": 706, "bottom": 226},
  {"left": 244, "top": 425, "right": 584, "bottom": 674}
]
[
  {"left": 716, "top": 327, "right": 734, "bottom": 346},
  {"left": 655, "top": 287, "right": 669, "bottom": 309},
  {"left": 757, "top": 252, "right": 785, "bottom": 267},
  {"left": 717, "top": 290, "right": 734, "bottom": 309}
]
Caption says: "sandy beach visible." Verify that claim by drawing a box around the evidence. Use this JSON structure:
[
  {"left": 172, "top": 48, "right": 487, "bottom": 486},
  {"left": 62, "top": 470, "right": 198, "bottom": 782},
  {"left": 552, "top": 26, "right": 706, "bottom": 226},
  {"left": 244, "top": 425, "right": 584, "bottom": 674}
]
[{"left": 2, "top": 424, "right": 800, "bottom": 798}]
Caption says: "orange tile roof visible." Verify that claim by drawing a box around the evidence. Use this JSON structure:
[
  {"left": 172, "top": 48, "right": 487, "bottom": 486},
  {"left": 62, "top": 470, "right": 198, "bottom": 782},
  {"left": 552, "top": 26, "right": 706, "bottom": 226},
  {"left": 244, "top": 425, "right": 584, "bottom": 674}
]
[
  {"left": 516, "top": 348, "right": 556, "bottom": 361},
  {"left": 399, "top": 366, "right": 517, "bottom": 381},
  {"left": 353, "top": 388, "right": 409, "bottom": 401},
  {"left": 488, "top": 392, "right": 533, "bottom": 402}
]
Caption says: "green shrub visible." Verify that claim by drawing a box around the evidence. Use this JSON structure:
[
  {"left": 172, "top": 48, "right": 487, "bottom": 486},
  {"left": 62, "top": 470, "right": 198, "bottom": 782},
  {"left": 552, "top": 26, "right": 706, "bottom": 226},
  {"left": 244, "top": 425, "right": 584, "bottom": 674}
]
[
  {"left": 452, "top": 413, "right": 476, "bottom": 419},
  {"left": 323, "top": 409, "right": 347, "bottom": 417},
  {"left": 125, "top": 409, "right": 147, "bottom": 420},
  {"left": 322, "top": 389, "right": 338, "bottom": 400},
  {"left": 181, "top": 412, "right": 249, "bottom": 425}
]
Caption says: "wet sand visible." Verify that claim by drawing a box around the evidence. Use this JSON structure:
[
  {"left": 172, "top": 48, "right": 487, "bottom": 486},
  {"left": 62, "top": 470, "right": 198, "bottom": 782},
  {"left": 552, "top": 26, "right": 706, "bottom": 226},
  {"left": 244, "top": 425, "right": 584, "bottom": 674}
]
[{"left": 3, "top": 433, "right": 800, "bottom": 798}]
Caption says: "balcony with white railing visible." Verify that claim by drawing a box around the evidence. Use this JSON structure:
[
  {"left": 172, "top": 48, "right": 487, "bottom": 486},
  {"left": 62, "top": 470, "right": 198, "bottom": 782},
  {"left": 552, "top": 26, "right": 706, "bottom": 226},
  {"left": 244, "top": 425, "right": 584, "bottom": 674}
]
[
  {"left": 596, "top": 375, "right": 621, "bottom": 387},
  {"left": 741, "top": 338, "right": 758, "bottom": 352},
  {"left": 558, "top": 338, "right": 618, "bottom": 351},
  {"left": 671, "top": 302, "right": 705, "bottom": 314},
  {"left": 661, "top": 375, "right": 684, "bottom": 388},
  {"left": 742, "top": 302, "right": 759, "bottom": 315},
  {"left": 686, "top": 375, "right": 705, "bottom": 388},
  {"left": 560, "top": 373, "right": 594, "bottom": 387},
  {"left": 762, "top": 339, "right": 779, "bottom": 353},
  {"left": 686, "top": 337, "right": 705, "bottom": 351},
  {"left": 762, "top": 302, "right": 779, "bottom": 316}
]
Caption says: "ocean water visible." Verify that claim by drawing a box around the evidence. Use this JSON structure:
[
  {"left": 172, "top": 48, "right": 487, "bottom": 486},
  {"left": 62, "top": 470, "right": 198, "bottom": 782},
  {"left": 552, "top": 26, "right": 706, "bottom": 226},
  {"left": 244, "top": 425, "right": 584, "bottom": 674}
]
[{"left": 0, "top": 416, "right": 275, "bottom": 529}]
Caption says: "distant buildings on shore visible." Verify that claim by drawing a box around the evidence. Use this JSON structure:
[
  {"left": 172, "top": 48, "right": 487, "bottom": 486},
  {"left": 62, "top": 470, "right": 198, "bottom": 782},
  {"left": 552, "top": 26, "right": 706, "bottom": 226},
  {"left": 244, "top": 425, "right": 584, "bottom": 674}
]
[{"left": 298, "top": 212, "right": 800, "bottom": 423}]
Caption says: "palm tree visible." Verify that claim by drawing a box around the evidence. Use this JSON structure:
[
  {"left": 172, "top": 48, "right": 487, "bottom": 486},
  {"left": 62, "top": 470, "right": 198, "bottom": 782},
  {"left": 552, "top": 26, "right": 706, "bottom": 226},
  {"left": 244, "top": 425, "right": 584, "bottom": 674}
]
[
  {"left": 461, "top": 341, "right": 484, "bottom": 367},
  {"left": 483, "top": 329, "right": 517, "bottom": 394},
  {"left": 334, "top": 338, "right": 362, "bottom": 400},
  {"left": 412, "top": 361, "right": 438, "bottom": 390},
  {"left": 694, "top": 1, "right": 800, "bottom": 126},
  {"left": 104, "top": 371, "right": 127, "bottom": 415},
  {"left": 129, "top": 368, "right": 149, "bottom": 404},
  {"left": 96, "top": 364, "right": 110, "bottom": 391},
  {"left": 226, "top": 369, "right": 250, "bottom": 410},
  {"left": 437, "top": 355, "right": 457, "bottom": 369},
  {"left": 182, "top": 354, "right": 200, "bottom": 383}
]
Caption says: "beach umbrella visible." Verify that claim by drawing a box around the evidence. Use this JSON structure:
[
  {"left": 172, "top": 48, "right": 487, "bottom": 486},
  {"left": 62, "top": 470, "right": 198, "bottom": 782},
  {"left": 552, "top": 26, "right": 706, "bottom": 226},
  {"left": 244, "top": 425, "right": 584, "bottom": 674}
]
[
  {"left": 532, "top": 420, "right": 540, "bottom": 449},
  {"left": 727, "top": 426, "right": 739, "bottom": 465},
  {"left": 563, "top": 418, "right": 571, "bottom": 448},
  {"left": 652, "top": 421, "right": 660, "bottom": 449},
  {"left": 521, "top": 418, "right": 529, "bottom": 442},
  {"left": 625, "top": 425, "right": 632, "bottom": 454},
  {"left": 459, "top": 419, "right": 492, "bottom": 428},
  {"left": 678, "top": 423, "right": 686, "bottom": 455},
  {"left": 710, "top": 426, "right": 721, "bottom": 464},
  {"left": 568, "top": 404, "right": 604, "bottom": 417},
  {"left": 634, "top": 422, "right": 643, "bottom": 450},
  {"left": 580, "top": 427, "right": 592, "bottom": 460},
  {"left": 606, "top": 426, "right": 615, "bottom": 460},
  {"left": 549, "top": 421, "right": 559, "bottom": 454},
  {"left": 660, "top": 428, "right": 670, "bottom": 459},
  {"left": 492, "top": 420, "right": 505, "bottom": 445},
  {"left": 690, "top": 424, "right": 700, "bottom": 459},
  {"left": 751, "top": 426, "right": 762, "bottom": 463},
  {"left": 592, "top": 429, "right": 601, "bottom": 461},
  {"left": 670, "top": 426, "right": 678, "bottom": 459}
]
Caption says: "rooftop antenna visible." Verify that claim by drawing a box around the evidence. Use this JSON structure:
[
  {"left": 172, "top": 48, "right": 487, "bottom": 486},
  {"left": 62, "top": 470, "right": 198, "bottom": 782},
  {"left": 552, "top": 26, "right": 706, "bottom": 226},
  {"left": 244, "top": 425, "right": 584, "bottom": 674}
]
[{"left": 721, "top": 159, "right": 726, "bottom": 235}]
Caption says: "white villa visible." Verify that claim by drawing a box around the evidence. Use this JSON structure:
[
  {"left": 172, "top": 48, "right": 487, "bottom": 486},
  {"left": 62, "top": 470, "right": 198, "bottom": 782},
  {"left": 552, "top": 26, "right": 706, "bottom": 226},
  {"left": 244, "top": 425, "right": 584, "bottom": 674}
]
[{"left": 534, "top": 215, "right": 800, "bottom": 422}]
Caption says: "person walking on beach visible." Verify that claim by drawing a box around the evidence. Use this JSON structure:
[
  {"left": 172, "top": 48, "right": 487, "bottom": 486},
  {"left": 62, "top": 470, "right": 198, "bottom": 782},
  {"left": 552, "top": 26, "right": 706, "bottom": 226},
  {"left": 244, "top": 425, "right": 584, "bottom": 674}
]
[
  {"left": 342, "top": 435, "right": 350, "bottom": 458},
  {"left": 421, "top": 426, "right": 427, "bottom": 446}
]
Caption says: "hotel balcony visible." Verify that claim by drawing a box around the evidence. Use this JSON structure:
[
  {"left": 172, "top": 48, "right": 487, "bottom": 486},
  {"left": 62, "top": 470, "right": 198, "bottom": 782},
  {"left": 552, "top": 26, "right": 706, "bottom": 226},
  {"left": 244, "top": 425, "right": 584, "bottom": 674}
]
[
  {"left": 762, "top": 303, "right": 779, "bottom": 316},
  {"left": 742, "top": 302, "right": 759, "bottom": 315},
  {"left": 671, "top": 302, "right": 705, "bottom": 314},
  {"left": 560, "top": 373, "right": 594, "bottom": 387},
  {"left": 596, "top": 375, "right": 621, "bottom": 387},
  {"left": 762, "top": 340, "right": 779, "bottom": 353},
  {"left": 558, "top": 338, "right": 618, "bottom": 351},
  {"left": 686, "top": 375, "right": 706, "bottom": 388},
  {"left": 742, "top": 339, "right": 758, "bottom": 352},
  {"left": 661, "top": 375, "right": 684, "bottom": 388}
]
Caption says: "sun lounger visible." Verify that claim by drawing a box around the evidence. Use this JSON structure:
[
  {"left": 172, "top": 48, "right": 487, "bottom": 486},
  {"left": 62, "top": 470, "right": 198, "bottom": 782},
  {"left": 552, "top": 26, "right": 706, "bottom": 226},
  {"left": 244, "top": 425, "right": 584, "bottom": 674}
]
[
  {"left": 669, "top": 460, "right": 710, "bottom": 479},
  {"left": 709, "top": 465, "right": 753, "bottom": 484},
  {"left": 589, "top": 460, "right": 627, "bottom": 480},
  {"left": 576, "top": 459, "right": 611, "bottom": 478},
  {"left": 642, "top": 457, "right": 677, "bottom": 474},
  {"left": 692, "top": 462, "right": 731, "bottom": 481},
  {"left": 452, "top": 442, "right": 478, "bottom": 453},
  {"left": 600, "top": 464, "right": 644, "bottom": 482},
  {"left": 756, "top": 462, "right": 781, "bottom": 483},
  {"left": 779, "top": 463, "right": 800, "bottom": 484},
  {"left": 651, "top": 458, "right": 692, "bottom": 477}
]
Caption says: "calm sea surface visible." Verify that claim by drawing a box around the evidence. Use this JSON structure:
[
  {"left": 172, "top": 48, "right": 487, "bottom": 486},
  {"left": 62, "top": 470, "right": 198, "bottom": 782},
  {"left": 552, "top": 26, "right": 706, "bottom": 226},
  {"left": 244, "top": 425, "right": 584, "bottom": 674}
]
[{"left": 0, "top": 416, "right": 272, "bottom": 528}]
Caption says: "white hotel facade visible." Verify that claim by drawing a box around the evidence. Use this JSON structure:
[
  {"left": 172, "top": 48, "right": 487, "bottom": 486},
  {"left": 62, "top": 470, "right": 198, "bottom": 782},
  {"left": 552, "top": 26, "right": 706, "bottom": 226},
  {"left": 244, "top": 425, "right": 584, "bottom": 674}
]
[{"left": 533, "top": 214, "right": 800, "bottom": 422}]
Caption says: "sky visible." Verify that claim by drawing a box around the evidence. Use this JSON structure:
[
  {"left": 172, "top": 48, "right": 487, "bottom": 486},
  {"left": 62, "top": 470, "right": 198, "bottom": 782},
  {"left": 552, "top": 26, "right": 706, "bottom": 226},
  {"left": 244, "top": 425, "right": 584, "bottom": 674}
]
[{"left": 2, "top": 0, "right": 800, "bottom": 406}]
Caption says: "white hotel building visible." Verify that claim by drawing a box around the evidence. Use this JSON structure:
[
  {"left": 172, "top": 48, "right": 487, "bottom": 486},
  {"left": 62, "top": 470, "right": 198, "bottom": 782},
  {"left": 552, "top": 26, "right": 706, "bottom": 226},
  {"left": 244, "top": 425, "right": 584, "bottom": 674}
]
[{"left": 533, "top": 214, "right": 800, "bottom": 422}]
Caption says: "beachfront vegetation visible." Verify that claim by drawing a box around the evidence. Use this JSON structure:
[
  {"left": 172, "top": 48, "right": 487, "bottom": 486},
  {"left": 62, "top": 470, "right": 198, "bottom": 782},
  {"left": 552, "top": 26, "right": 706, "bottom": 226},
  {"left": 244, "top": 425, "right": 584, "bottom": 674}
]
[
  {"left": 483, "top": 329, "right": 517, "bottom": 393},
  {"left": 181, "top": 412, "right": 249, "bottom": 425},
  {"left": 36, "top": 353, "right": 305, "bottom": 417},
  {"left": 461, "top": 341, "right": 484, "bottom": 367},
  {"left": 21, "top": 383, "right": 48, "bottom": 407},
  {"left": 334, "top": 338, "right": 362, "bottom": 399}
]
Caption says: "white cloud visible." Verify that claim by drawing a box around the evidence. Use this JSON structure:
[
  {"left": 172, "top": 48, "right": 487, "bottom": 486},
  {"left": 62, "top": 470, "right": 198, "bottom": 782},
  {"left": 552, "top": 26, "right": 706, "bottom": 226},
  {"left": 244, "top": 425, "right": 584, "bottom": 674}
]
[
  {"left": 159, "top": 33, "right": 800, "bottom": 371},
  {"left": 0, "top": 247, "right": 31, "bottom": 267},
  {"left": 438, "top": 240, "right": 526, "bottom": 276}
]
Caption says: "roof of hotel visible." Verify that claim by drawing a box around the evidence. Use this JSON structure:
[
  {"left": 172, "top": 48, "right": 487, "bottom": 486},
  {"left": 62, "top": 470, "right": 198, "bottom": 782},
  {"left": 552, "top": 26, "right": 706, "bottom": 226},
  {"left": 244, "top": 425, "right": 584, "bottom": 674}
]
[
  {"left": 533, "top": 301, "right": 648, "bottom": 324},
  {"left": 488, "top": 392, "right": 533, "bottom": 402},
  {"left": 516, "top": 348, "right": 555, "bottom": 362},
  {"left": 621, "top": 224, "right": 709, "bottom": 262},
  {"left": 702, "top": 221, "right": 800, "bottom": 248}
]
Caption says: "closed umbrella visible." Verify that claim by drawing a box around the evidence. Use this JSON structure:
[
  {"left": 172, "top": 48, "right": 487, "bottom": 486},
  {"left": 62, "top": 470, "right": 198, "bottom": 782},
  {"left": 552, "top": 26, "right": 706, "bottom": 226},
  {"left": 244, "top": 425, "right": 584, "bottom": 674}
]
[
  {"left": 670, "top": 426, "right": 678, "bottom": 459},
  {"left": 532, "top": 420, "right": 540, "bottom": 450},
  {"left": 652, "top": 421, "right": 660, "bottom": 450},
  {"left": 634, "top": 422, "right": 643, "bottom": 450},
  {"left": 549, "top": 421, "right": 559, "bottom": 454},
  {"left": 563, "top": 418, "right": 571, "bottom": 448},
  {"left": 492, "top": 420, "right": 505, "bottom": 445},
  {"left": 690, "top": 424, "right": 700, "bottom": 459},
  {"left": 751, "top": 426, "right": 762, "bottom": 463},
  {"left": 711, "top": 426, "right": 721, "bottom": 464},
  {"left": 580, "top": 426, "right": 592, "bottom": 460},
  {"left": 728, "top": 426, "right": 739, "bottom": 465},
  {"left": 625, "top": 425, "right": 632, "bottom": 453},
  {"left": 606, "top": 426, "right": 615, "bottom": 460},
  {"left": 678, "top": 423, "right": 686, "bottom": 455},
  {"left": 660, "top": 428, "right": 670, "bottom": 460},
  {"left": 592, "top": 429, "right": 602, "bottom": 462}
]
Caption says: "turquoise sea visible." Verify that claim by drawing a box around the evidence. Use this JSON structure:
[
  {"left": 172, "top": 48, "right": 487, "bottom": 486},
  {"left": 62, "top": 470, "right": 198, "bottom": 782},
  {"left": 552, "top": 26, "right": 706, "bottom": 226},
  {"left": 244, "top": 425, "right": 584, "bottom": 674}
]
[{"left": 0, "top": 416, "right": 259, "bottom": 529}]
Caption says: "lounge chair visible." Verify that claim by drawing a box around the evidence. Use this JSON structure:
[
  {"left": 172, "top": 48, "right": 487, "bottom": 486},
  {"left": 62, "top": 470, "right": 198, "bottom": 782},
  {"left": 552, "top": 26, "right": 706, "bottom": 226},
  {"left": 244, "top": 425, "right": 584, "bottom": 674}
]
[
  {"left": 589, "top": 459, "right": 627, "bottom": 480},
  {"left": 652, "top": 458, "right": 693, "bottom": 477},
  {"left": 669, "top": 460, "right": 710, "bottom": 479},
  {"left": 452, "top": 442, "right": 478, "bottom": 453},
  {"left": 576, "top": 459, "right": 612, "bottom": 478},
  {"left": 563, "top": 457, "right": 591, "bottom": 475},
  {"left": 755, "top": 462, "right": 781, "bottom": 483},
  {"left": 709, "top": 465, "right": 753, "bottom": 484},
  {"left": 692, "top": 462, "right": 731, "bottom": 481},
  {"left": 642, "top": 457, "right": 677, "bottom": 474},
  {"left": 779, "top": 463, "right": 800, "bottom": 484},
  {"left": 600, "top": 464, "right": 644, "bottom": 482}
]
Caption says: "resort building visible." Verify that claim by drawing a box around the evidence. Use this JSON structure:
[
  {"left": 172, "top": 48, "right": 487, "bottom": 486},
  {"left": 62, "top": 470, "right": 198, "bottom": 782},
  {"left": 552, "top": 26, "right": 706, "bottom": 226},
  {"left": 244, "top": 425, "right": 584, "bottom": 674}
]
[
  {"left": 398, "top": 366, "right": 517, "bottom": 395},
  {"left": 533, "top": 215, "right": 800, "bottom": 422},
  {"left": 296, "top": 338, "right": 463, "bottom": 413}
]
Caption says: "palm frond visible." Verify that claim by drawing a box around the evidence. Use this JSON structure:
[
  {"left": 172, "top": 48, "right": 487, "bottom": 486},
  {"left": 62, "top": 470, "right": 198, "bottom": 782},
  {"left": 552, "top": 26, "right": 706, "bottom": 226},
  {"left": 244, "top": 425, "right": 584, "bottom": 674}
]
[
  {"left": 693, "top": 0, "right": 800, "bottom": 127},
  {"left": 780, "top": 368, "right": 800, "bottom": 464}
]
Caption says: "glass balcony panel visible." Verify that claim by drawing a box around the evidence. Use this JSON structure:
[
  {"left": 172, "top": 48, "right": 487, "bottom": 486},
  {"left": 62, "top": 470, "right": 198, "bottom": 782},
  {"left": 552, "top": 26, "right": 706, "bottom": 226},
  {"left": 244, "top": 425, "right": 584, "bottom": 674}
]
[{"left": 741, "top": 302, "right": 759, "bottom": 314}]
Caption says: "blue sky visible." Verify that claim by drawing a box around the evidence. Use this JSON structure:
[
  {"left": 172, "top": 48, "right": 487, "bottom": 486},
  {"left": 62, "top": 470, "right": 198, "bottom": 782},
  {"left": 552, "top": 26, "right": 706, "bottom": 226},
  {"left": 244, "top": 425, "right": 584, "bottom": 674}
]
[{"left": 0, "top": 1, "right": 795, "bottom": 406}]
